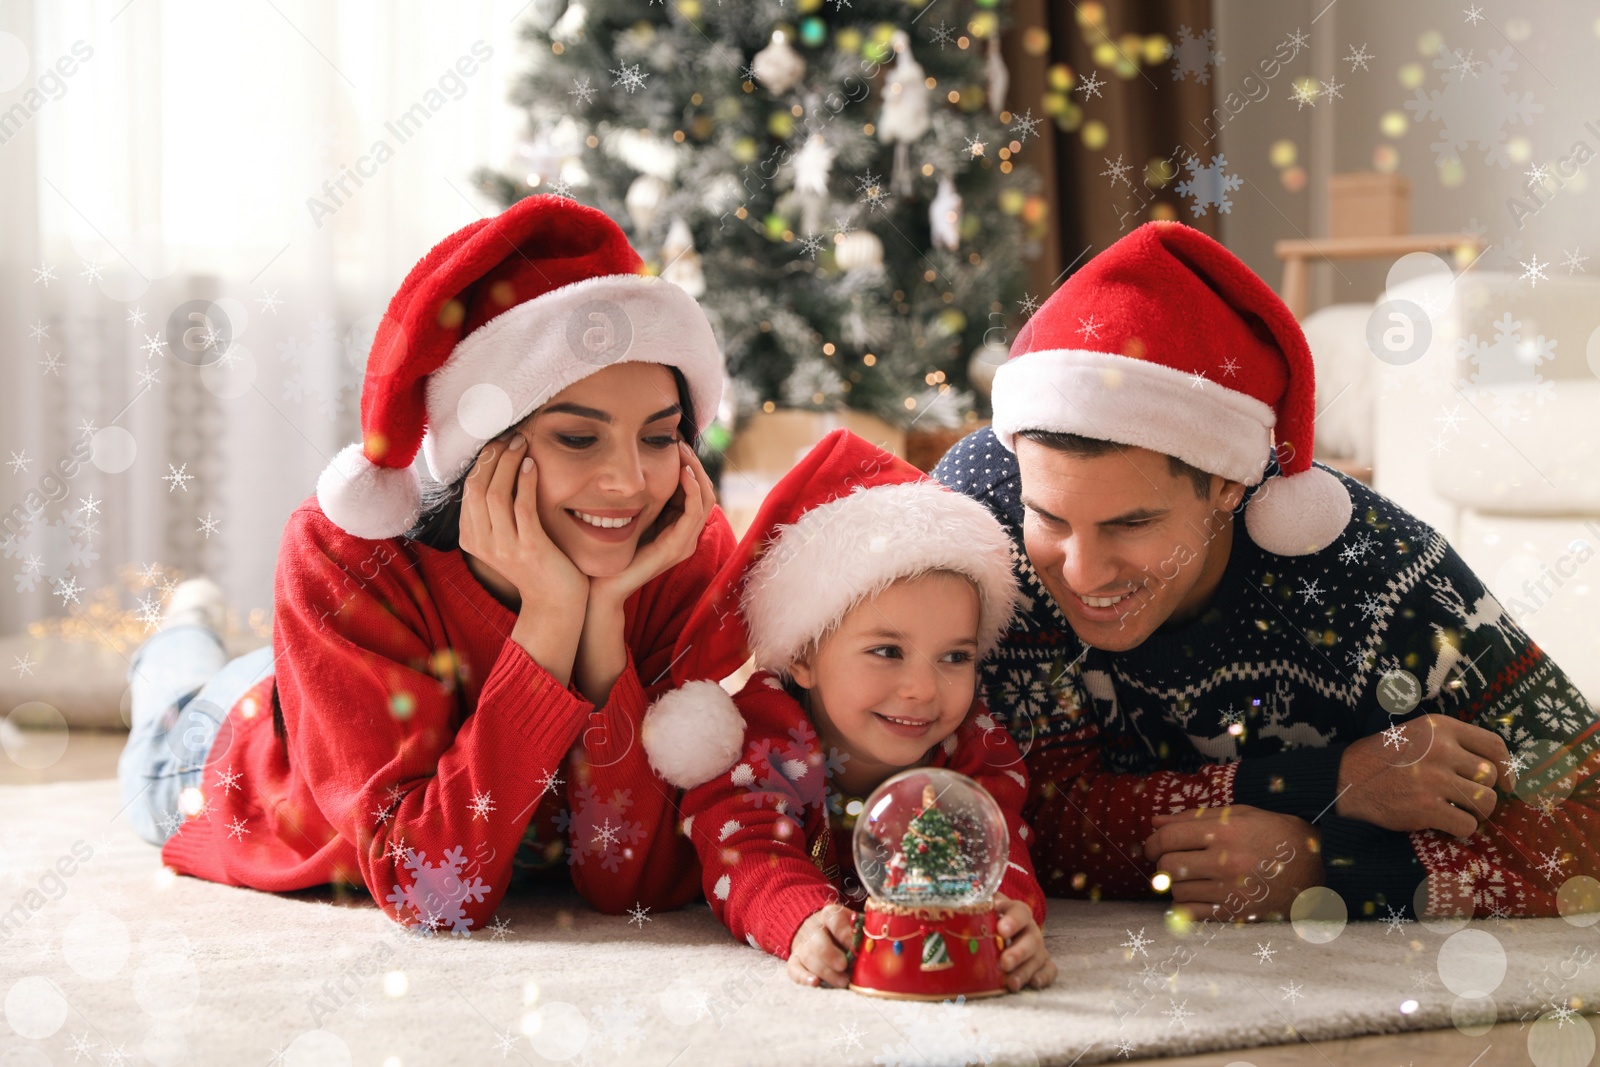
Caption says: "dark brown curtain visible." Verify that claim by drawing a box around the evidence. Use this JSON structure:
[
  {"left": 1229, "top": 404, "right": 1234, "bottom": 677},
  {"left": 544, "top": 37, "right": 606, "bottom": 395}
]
[{"left": 1003, "top": 0, "right": 1217, "bottom": 297}]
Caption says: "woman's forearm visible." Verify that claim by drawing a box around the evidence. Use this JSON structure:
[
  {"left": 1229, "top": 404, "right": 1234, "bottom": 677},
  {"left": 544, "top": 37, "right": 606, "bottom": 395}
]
[
  {"left": 510, "top": 600, "right": 585, "bottom": 688},
  {"left": 572, "top": 595, "right": 627, "bottom": 707}
]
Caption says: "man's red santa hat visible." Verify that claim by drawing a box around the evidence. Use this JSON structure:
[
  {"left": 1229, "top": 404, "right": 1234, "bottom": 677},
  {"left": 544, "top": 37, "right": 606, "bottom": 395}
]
[
  {"left": 640, "top": 429, "right": 1021, "bottom": 790},
  {"left": 316, "top": 195, "right": 723, "bottom": 539},
  {"left": 990, "top": 220, "right": 1352, "bottom": 557}
]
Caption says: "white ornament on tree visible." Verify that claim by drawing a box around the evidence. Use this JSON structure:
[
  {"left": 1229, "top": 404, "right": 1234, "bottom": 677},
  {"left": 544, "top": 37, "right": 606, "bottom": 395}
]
[
  {"left": 625, "top": 173, "right": 669, "bottom": 232},
  {"left": 791, "top": 132, "right": 834, "bottom": 198},
  {"left": 834, "top": 230, "right": 884, "bottom": 273},
  {"left": 966, "top": 338, "right": 1010, "bottom": 398},
  {"left": 790, "top": 131, "right": 835, "bottom": 235},
  {"left": 612, "top": 128, "right": 680, "bottom": 181},
  {"left": 929, "top": 176, "right": 963, "bottom": 251},
  {"left": 751, "top": 30, "right": 806, "bottom": 95},
  {"left": 550, "top": 2, "right": 587, "bottom": 45},
  {"left": 877, "top": 30, "right": 931, "bottom": 195},
  {"left": 660, "top": 218, "right": 706, "bottom": 298},
  {"left": 985, "top": 36, "right": 1009, "bottom": 118}
]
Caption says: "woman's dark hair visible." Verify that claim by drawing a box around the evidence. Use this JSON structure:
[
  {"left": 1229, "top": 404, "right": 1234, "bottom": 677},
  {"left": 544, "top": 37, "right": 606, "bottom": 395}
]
[{"left": 404, "top": 364, "right": 700, "bottom": 551}]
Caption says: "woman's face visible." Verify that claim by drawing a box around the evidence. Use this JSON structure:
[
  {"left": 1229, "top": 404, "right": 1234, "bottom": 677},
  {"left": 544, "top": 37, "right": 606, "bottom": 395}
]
[{"left": 515, "top": 362, "right": 687, "bottom": 579}]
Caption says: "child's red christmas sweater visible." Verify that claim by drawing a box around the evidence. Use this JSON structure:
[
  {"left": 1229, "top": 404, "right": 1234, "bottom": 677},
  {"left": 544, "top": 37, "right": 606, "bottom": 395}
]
[
  {"left": 682, "top": 671, "right": 1048, "bottom": 959},
  {"left": 161, "top": 497, "right": 734, "bottom": 932}
]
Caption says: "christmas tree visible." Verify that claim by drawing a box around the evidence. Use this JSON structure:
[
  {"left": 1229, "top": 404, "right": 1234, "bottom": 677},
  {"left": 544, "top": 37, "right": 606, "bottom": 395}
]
[
  {"left": 477, "top": 0, "right": 1045, "bottom": 433},
  {"left": 899, "top": 783, "right": 972, "bottom": 894}
]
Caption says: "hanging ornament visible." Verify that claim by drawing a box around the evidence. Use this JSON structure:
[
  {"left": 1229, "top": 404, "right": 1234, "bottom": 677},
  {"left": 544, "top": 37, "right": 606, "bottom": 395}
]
[
  {"left": 929, "top": 176, "right": 963, "bottom": 251},
  {"left": 877, "top": 30, "right": 931, "bottom": 195},
  {"left": 790, "top": 130, "right": 835, "bottom": 235},
  {"left": 613, "top": 129, "right": 680, "bottom": 182},
  {"left": 985, "top": 35, "right": 1010, "bottom": 117},
  {"left": 834, "top": 230, "right": 884, "bottom": 273},
  {"left": 624, "top": 174, "right": 669, "bottom": 232},
  {"left": 660, "top": 218, "right": 705, "bottom": 298},
  {"left": 751, "top": 30, "right": 806, "bottom": 95},
  {"left": 549, "top": 2, "right": 588, "bottom": 45},
  {"left": 967, "top": 337, "right": 1009, "bottom": 399},
  {"left": 791, "top": 132, "right": 834, "bottom": 198}
]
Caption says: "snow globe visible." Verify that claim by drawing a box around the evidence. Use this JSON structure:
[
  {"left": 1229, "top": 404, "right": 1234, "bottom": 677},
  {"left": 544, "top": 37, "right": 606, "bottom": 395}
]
[{"left": 848, "top": 768, "right": 1010, "bottom": 999}]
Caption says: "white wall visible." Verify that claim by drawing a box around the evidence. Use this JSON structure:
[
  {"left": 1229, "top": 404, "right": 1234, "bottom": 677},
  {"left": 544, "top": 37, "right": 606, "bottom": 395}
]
[{"left": 1215, "top": 0, "right": 1600, "bottom": 317}]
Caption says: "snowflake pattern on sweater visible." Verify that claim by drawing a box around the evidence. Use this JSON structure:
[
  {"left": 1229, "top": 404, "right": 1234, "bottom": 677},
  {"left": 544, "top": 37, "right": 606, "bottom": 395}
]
[
  {"left": 933, "top": 427, "right": 1599, "bottom": 918},
  {"left": 682, "top": 671, "right": 1047, "bottom": 960}
]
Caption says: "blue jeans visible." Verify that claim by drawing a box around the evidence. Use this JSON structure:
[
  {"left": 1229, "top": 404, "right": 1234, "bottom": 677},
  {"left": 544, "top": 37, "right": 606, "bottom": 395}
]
[{"left": 116, "top": 625, "right": 275, "bottom": 846}]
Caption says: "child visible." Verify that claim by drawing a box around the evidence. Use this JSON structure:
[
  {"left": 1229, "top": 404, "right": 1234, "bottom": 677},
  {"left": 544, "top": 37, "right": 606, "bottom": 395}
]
[
  {"left": 641, "top": 430, "right": 1056, "bottom": 992},
  {"left": 117, "top": 195, "right": 744, "bottom": 932}
]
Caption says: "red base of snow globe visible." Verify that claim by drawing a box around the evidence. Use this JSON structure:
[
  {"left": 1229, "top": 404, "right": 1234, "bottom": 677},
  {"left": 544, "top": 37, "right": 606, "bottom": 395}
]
[{"left": 848, "top": 899, "right": 1007, "bottom": 1001}]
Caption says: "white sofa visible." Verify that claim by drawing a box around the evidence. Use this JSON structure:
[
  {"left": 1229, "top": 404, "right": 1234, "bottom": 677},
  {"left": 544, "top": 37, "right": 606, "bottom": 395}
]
[{"left": 1302, "top": 270, "right": 1600, "bottom": 704}]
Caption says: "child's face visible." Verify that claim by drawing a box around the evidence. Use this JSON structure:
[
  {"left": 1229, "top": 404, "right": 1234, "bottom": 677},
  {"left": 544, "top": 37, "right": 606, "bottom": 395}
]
[
  {"left": 519, "top": 362, "right": 687, "bottom": 578},
  {"left": 790, "top": 571, "right": 981, "bottom": 775}
]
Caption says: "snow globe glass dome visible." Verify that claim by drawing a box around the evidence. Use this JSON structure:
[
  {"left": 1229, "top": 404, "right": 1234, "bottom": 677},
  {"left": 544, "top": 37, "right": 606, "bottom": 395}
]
[{"left": 852, "top": 768, "right": 1008, "bottom": 909}]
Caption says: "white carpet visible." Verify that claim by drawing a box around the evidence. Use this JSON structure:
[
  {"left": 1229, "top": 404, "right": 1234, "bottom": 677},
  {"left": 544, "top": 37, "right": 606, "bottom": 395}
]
[{"left": 2, "top": 779, "right": 1598, "bottom": 1067}]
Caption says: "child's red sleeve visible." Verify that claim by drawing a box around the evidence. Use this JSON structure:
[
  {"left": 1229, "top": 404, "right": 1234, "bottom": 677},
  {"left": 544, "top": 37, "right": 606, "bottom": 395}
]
[
  {"left": 939, "top": 704, "right": 1049, "bottom": 928},
  {"left": 679, "top": 677, "right": 841, "bottom": 959}
]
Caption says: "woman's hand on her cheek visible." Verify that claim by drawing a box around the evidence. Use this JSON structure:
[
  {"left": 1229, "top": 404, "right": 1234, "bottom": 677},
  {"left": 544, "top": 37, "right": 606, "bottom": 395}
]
[
  {"left": 590, "top": 441, "right": 715, "bottom": 607},
  {"left": 459, "top": 434, "right": 588, "bottom": 609}
]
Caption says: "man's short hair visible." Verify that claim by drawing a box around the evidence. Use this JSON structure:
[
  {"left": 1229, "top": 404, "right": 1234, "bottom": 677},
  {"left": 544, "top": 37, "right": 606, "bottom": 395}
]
[{"left": 1017, "top": 430, "right": 1215, "bottom": 499}]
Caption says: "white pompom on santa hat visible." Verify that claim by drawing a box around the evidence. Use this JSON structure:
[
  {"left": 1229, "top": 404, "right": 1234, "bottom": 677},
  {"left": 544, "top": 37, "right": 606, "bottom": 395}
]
[
  {"left": 989, "top": 220, "right": 1352, "bottom": 557},
  {"left": 315, "top": 195, "right": 724, "bottom": 540},
  {"left": 641, "top": 429, "right": 1022, "bottom": 790}
]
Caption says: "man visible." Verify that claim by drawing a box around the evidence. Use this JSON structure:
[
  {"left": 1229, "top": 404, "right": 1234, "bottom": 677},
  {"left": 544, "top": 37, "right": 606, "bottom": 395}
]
[{"left": 934, "top": 221, "right": 1597, "bottom": 922}]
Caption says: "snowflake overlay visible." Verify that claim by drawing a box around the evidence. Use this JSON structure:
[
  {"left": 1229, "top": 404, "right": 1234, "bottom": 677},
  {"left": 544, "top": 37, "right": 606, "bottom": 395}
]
[
  {"left": 1168, "top": 25, "right": 1222, "bottom": 84},
  {"left": 1175, "top": 155, "right": 1242, "bottom": 217},
  {"left": 278, "top": 316, "right": 352, "bottom": 418},
  {"left": 2, "top": 503, "right": 97, "bottom": 594},
  {"left": 1405, "top": 46, "right": 1541, "bottom": 168},
  {"left": 555, "top": 785, "right": 647, "bottom": 872},
  {"left": 1461, "top": 311, "right": 1556, "bottom": 425},
  {"left": 385, "top": 846, "right": 489, "bottom": 936}
]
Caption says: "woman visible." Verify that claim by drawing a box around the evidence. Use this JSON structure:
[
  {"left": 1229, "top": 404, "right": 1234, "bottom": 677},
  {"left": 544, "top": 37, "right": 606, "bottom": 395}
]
[{"left": 116, "top": 196, "right": 741, "bottom": 932}]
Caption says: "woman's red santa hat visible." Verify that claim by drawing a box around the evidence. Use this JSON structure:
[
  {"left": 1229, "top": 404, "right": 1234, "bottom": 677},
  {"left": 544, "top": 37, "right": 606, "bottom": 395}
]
[
  {"left": 640, "top": 429, "right": 1021, "bottom": 790},
  {"left": 990, "top": 220, "right": 1352, "bottom": 557},
  {"left": 317, "top": 195, "right": 724, "bottom": 540}
]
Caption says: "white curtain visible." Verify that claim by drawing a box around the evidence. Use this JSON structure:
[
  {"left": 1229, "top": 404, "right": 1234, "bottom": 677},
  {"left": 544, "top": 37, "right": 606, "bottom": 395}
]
[{"left": 1, "top": 0, "right": 530, "bottom": 635}]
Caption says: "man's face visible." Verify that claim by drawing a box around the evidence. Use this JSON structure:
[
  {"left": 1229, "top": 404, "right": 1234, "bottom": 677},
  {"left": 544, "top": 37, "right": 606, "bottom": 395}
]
[{"left": 1015, "top": 438, "right": 1244, "bottom": 652}]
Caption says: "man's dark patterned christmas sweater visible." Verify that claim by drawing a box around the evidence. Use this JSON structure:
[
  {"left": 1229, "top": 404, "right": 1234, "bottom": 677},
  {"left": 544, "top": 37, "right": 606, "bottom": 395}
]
[{"left": 934, "top": 427, "right": 1599, "bottom": 920}]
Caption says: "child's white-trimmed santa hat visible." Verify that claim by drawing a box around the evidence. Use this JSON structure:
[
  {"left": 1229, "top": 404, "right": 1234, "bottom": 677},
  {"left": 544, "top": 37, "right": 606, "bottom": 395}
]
[
  {"left": 316, "top": 195, "right": 723, "bottom": 539},
  {"left": 640, "top": 429, "right": 1022, "bottom": 790},
  {"left": 990, "top": 220, "right": 1352, "bottom": 557}
]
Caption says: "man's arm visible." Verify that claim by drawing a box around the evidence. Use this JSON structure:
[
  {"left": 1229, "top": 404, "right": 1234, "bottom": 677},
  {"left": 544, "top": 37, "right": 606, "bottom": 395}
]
[
  {"left": 1366, "top": 555, "right": 1600, "bottom": 919},
  {"left": 1022, "top": 708, "right": 1241, "bottom": 899}
]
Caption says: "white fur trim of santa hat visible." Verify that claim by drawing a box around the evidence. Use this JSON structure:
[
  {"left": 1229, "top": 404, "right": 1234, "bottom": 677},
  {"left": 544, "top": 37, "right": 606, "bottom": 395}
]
[
  {"left": 991, "top": 348, "right": 1353, "bottom": 556},
  {"left": 990, "top": 348, "right": 1277, "bottom": 485},
  {"left": 316, "top": 442, "right": 424, "bottom": 542},
  {"left": 421, "top": 272, "right": 721, "bottom": 487},
  {"left": 640, "top": 679, "right": 747, "bottom": 790},
  {"left": 741, "top": 481, "right": 1022, "bottom": 673}
]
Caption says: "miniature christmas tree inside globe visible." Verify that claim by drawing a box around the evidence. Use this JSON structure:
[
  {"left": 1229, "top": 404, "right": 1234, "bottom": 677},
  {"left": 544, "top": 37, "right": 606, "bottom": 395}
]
[{"left": 853, "top": 768, "right": 1008, "bottom": 909}]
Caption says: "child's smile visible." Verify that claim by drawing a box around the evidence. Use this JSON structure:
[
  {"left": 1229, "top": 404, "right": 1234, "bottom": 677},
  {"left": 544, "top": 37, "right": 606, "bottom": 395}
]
[{"left": 789, "top": 570, "right": 981, "bottom": 795}]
